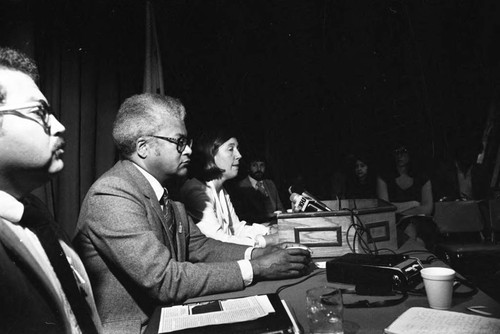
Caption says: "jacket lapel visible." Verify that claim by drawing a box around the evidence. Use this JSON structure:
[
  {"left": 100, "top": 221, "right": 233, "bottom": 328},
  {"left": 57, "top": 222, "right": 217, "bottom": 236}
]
[
  {"left": 121, "top": 160, "right": 178, "bottom": 258},
  {"left": 0, "top": 219, "right": 69, "bottom": 330}
]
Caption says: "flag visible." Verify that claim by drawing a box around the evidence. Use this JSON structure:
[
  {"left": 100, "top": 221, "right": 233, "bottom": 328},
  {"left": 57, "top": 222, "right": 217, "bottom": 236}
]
[{"left": 143, "top": 0, "right": 164, "bottom": 95}]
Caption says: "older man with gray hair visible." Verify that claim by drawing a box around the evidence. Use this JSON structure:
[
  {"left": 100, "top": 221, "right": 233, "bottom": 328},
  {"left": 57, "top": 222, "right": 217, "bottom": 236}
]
[{"left": 74, "top": 93, "right": 311, "bottom": 334}]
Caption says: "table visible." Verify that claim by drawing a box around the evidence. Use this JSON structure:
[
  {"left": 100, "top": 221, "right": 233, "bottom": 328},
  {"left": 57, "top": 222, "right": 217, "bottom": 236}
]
[{"left": 145, "top": 241, "right": 500, "bottom": 334}]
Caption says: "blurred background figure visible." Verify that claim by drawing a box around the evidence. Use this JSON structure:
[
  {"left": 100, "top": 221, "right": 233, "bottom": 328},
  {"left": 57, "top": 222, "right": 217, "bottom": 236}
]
[
  {"left": 180, "top": 129, "right": 276, "bottom": 248},
  {"left": 229, "top": 153, "right": 284, "bottom": 224},
  {"left": 433, "top": 136, "right": 492, "bottom": 202},
  {"left": 340, "top": 152, "right": 378, "bottom": 199},
  {"left": 377, "top": 144, "right": 437, "bottom": 249}
]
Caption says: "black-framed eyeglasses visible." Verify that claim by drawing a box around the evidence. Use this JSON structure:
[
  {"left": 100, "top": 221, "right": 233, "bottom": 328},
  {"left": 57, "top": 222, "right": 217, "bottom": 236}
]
[
  {"left": 150, "top": 135, "right": 193, "bottom": 153},
  {"left": 0, "top": 100, "right": 53, "bottom": 134}
]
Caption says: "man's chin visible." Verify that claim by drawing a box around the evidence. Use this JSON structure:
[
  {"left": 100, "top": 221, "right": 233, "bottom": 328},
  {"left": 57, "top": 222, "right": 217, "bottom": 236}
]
[
  {"left": 48, "top": 161, "right": 64, "bottom": 175},
  {"left": 251, "top": 173, "right": 264, "bottom": 180},
  {"left": 177, "top": 167, "right": 189, "bottom": 176}
]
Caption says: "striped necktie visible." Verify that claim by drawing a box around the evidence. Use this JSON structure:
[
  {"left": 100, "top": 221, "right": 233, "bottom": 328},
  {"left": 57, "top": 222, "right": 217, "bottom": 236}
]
[
  {"left": 256, "top": 180, "right": 269, "bottom": 197},
  {"left": 160, "top": 188, "right": 176, "bottom": 243}
]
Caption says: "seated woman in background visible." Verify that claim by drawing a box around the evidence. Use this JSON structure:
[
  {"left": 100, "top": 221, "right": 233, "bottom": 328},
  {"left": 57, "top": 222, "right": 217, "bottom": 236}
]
[
  {"left": 377, "top": 145, "right": 437, "bottom": 249},
  {"left": 344, "top": 153, "right": 378, "bottom": 199},
  {"left": 180, "top": 129, "right": 276, "bottom": 247}
]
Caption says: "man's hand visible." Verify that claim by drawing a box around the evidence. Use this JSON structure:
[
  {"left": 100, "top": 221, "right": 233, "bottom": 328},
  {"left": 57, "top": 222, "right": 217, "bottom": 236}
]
[
  {"left": 250, "top": 247, "right": 312, "bottom": 281},
  {"left": 251, "top": 242, "right": 311, "bottom": 258},
  {"left": 263, "top": 233, "right": 279, "bottom": 246}
]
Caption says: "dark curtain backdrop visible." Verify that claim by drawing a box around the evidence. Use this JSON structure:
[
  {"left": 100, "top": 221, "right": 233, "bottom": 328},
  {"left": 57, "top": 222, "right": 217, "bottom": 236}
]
[
  {"left": 2, "top": 0, "right": 500, "bottom": 236},
  {"left": 1, "top": 0, "right": 144, "bottom": 236},
  {"left": 37, "top": 0, "right": 144, "bottom": 236}
]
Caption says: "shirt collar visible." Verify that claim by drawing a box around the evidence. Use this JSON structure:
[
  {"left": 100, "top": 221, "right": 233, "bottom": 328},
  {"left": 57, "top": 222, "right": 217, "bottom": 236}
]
[
  {"left": 248, "top": 175, "right": 259, "bottom": 188},
  {"left": 132, "top": 163, "right": 165, "bottom": 202},
  {"left": 207, "top": 180, "right": 221, "bottom": 195},
  {"left": 0, "top": 190, "right": 24, "bottom": 223}
]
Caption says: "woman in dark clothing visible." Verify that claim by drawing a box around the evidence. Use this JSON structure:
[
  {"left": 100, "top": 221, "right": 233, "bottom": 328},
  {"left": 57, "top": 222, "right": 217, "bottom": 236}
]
[{"left": 377, "top": 145, "right": 436, "bottom": 249}]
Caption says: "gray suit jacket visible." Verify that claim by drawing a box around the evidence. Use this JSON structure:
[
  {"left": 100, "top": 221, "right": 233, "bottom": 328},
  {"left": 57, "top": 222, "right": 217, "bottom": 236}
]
[{"left": 73, "top": 160, "right": 247, "bottom": 334}]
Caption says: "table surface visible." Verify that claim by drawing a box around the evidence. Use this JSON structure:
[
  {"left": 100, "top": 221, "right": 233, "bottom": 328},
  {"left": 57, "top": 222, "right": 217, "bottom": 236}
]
[{"left": 145, "top": 241, "right": 500, "bottom": 334}]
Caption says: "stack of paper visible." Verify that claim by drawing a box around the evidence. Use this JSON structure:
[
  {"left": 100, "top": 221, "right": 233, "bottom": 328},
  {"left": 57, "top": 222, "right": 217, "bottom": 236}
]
[
  {"left": 385, "top": 307, "right": 500, "bottom": 334},
  {"left": 159, "top": 295, "right": 275, "bottom": 333}
]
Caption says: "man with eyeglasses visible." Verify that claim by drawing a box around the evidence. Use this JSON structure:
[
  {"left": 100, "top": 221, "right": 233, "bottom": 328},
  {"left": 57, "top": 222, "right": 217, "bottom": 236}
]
[
  {"left": 0, "top": 47, "right": 103, "bottom": 333},
  {"left": 73, "top": 93, "right": 311, "bottom": 334}
]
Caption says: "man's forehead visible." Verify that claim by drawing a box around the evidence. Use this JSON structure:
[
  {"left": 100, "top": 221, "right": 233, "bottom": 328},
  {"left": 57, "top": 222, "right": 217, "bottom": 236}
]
[
  {"left": 0, "top": 69, "right": 45, "bottom": 105},
  {"left": 159, "top": 116, "right": 187, "bottom": 136}
]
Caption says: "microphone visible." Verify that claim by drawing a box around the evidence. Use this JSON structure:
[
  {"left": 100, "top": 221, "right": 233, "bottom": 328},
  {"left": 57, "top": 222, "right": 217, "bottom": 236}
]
[
  {"left": 290, "top": 193, "right": 328, "bottom": 212},
  {"left": 288, "top": 185, "right": 332, "bottom": 211}
]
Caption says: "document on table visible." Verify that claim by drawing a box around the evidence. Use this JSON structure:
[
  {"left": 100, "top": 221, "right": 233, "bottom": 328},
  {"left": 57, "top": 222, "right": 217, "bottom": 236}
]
[
  {"left": 385, "top": 307, "right": 500, "bottom": 334},
  {"left": 158, "top": 295, "right": 275, "bottom": 333}
]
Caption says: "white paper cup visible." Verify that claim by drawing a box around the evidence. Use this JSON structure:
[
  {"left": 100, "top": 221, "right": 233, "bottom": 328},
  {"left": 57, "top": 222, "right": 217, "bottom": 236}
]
[{"left": 420, "top": 267, "right": 455, "bottom": 310}]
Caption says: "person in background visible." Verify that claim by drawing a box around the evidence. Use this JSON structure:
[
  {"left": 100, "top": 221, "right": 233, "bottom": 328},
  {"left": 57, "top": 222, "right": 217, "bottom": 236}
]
[
  {"left": 180, "top": 130, "right": 277, "bottom": 247},
  {"left": 229, "top": 153, "right": 284, "bottom": 224},
  {"left": 73, "top": 94, "right": 310, "bottom": 333},
  {"left": 343, "top": 152, "right": 378, "bottom": 199},
  {"left": 377, "top": 145, "right": 437, "bottom": 249},
  {"left": 0, "top": 47, "right": 102, "bottom": 333},
  {"left": 433, "top": 138, "right": 491, "bottom": 202},
  {"left": 432, "top": 137, "right": 493, "bottom": 241}
]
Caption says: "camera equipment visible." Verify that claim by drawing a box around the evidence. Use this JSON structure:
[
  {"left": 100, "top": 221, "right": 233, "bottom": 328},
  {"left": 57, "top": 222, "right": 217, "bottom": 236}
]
[{"left": 326, "top": 253, "right": 423, "bottom": 294}]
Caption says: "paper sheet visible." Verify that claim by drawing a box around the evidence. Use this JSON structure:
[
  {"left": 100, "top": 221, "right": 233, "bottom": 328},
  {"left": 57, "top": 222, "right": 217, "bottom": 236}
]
[
  {"left": 385, "top": 307, "right": 500, "bottom": 334},
  {"left": 158, "top": 295, "right": 274, "bottom": 333}
]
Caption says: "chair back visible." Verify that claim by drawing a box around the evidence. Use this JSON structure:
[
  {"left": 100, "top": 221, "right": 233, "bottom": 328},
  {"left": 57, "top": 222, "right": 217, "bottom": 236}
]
[{"left": 433, "top": 201, "right": 484, "bottom": 234}]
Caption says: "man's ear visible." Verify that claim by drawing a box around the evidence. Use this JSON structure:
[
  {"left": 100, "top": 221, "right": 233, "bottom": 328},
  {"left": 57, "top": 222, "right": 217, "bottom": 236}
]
[{"left": 136, "top": 137, "right": 149, "bottom": 159}]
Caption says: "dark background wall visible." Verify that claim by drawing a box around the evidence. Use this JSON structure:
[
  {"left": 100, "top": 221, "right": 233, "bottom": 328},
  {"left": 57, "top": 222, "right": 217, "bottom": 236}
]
[
  {"left": 1, "top": 0, "right": 500, "bottom": 233},
  {"left": 155, "top": 0, "right": 500, "bottom": 198}
]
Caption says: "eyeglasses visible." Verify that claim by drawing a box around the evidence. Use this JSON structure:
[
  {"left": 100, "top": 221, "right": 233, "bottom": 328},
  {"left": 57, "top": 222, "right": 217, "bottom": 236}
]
[
  {"left": 150, "top": 135, "right": 193, "bottom": 153},
  {"left": 393, "top": 147, "right": 408, "bottom": 155},
  {"left": 0, "top": 100, "right": 53, "bottom": 134}
]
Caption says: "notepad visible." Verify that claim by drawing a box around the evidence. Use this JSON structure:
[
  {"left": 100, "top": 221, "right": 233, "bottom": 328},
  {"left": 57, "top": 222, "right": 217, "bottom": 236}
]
[{"left": 385, "top": 307, "right": 500, "bottom": 334}]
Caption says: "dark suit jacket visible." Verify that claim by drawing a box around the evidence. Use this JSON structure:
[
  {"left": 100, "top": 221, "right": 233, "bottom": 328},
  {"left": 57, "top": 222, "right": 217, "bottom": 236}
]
[
  {"left": 73, "top": 160, "right": 248, "bottom": 334},
  {"left": 230, "top": 177, "right": 284, "bottom": 223},
  {"left": 0, "top": 197, "right": 102, "bottom": 334}
]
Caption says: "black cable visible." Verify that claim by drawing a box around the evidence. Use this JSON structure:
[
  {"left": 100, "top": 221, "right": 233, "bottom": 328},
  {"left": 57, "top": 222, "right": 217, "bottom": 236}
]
[
  {"left": 357, "top": 213, "right": 379, "bottom": 254},
  {"left": 352, "top": 222, "right": 358, "bottom": 254},
  {"left": 346, "top": 222, "right": 356, "bottom": 253},
  {"left": 342, "top": 290, "right": 409, "bottom": 308},
  {"left": 407, "top": 277, "right": 478, "bottom": 298},
  {"left": 275, "top": 270, "right": 326, "bottom": 295},
  {"left": 421, "top": 254, "right": 439, "bottom": 264},
  {"left": 374, "top": 248, "right": 398, "bottom": 255},
  {"left": 358, "top": 227, "right": 376, "bottom": 254},
  {"left": 346, "top": 208, "right": 380, "bottom": 255}
]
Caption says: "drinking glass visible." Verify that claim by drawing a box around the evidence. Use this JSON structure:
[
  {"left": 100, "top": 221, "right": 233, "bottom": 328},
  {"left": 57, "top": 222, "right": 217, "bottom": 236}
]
[{"left": 306, "top": 286, "right": 344, "bottom": 334}]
